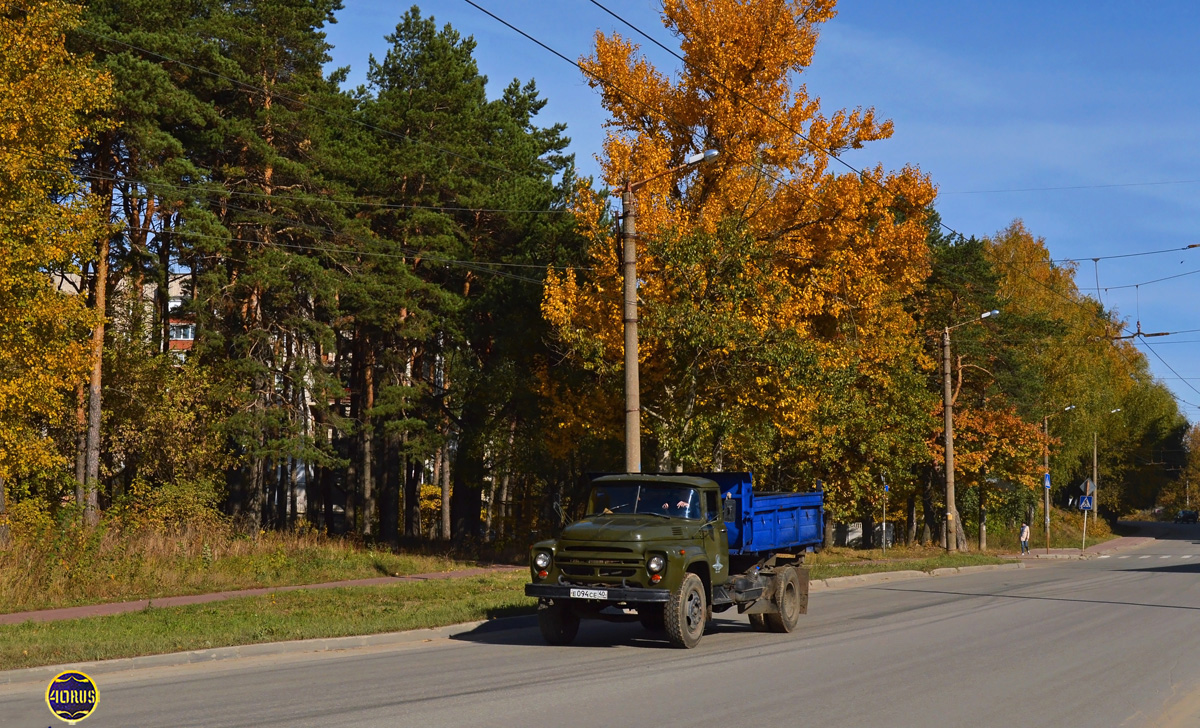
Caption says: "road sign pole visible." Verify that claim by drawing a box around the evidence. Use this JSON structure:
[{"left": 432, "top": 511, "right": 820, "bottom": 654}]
[
  {"left": 1043, "top": 472, "right": 1051, "bottom": 555},
  {"left": 1082, "top": 506, "right": 1088, "bottom": 551}
]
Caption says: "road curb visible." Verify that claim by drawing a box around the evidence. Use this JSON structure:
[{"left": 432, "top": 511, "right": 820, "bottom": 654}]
[
  {"left": 811, "top": 562, "right": 1023, "bottom": 591},
  {"left": 0, "top": 619, "right": 494, "bottom": 687}
]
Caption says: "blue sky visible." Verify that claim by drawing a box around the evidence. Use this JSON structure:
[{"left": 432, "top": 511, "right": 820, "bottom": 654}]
[{"left": 325, "top": 1, "right": 1200, "bottom": 420}]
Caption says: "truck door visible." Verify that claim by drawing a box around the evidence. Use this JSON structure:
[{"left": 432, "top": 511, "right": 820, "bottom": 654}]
[{"left": 701, "top": 489, "right": 731, "bottom": 585}]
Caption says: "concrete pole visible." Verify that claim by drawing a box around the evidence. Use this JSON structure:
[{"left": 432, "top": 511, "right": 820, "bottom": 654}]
[
  {"left": 621, "top": 188, "right": 640, "bottom": 473},
  {"left": 943, "top": 328, "right": 957, "bottom": 552}
]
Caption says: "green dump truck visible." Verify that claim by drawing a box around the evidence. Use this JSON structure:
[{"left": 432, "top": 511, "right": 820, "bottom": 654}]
[{"left": 525, "top": 472, "right": 824, "bottom": 648}]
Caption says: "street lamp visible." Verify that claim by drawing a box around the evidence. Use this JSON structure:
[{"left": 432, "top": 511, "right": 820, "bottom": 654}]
[
  {"left": 1084, "top": 407, "right": 1122, "bottom": 549},
  {"left": 942, "top": 309, "right": 999, "bottom": 552},
  {"left": 1042, "top": 404, "right": 1075, "bottom": 553},
  {"left": 620, "top": 149, "right": 719, "bottom": 472}
]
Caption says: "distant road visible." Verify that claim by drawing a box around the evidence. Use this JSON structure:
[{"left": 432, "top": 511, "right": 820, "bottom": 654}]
[{"left": 5, "top": 522, "right": 1200, "bottom": 728}]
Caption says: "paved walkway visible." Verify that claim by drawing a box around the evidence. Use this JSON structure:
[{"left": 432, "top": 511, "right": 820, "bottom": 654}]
[
  {"left": 1004, "top": 535, "right": 1154, "bottom": 561},
  {"left": 0, "top": 565, "right": 524, "bottom": 626}
]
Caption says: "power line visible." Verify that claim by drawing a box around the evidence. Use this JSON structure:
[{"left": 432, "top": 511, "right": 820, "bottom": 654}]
[
  {"left": 1139, "top": 339, "right": 1200, "bottom": 400},
  {"left": 1053, "top": 243, "right": 1200, "bottom": 264},
  {"left": 945, "top": 179, "right": 1200, "bottom": 195},
  {"left": 1099, "top": 266, "right": 1200, "bottom": 291}
]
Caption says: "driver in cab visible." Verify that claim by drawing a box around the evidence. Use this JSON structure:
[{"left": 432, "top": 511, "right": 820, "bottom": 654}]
[{"left": 661, "top": 489, "right": 698, "bottom": 518}]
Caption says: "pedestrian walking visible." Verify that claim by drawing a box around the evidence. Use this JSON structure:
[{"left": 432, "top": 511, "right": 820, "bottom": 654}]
[{"left": 1019, "top": 522, "right": 1030, "bottom": 554}]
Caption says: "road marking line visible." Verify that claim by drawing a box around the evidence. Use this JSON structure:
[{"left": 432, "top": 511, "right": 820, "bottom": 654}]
[
  {"left": 1182, "top": 555, "right": 1194, "bottom": 559},
  {"left": 1099, "top": 555, "right": 1111, "bottom": 559},
  {"left": 1118, "top": 556, "right": 1130, "bottom": 559},
  {"left": 1139, "top": 555, "right": 1152, "bottom": 559},
  {"left": 1161, "top": 555, "right": 1172, "bottom": 559}
]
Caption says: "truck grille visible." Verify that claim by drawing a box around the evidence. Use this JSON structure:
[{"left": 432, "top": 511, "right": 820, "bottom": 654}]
[{"left": 558, "top": 544, "right": 641, "bottom": 579}]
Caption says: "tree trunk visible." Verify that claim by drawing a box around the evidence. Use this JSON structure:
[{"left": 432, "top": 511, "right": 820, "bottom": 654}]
[
  {"left": 440, "top": 443, "right": 451, "bottom": 541},
  {"left": 0, "top": 474, "right": 8, "bottom": 548},
  {"left": 84, "top": 220, "right": 110, "bottom": 527},
  {"left": 404, "top": 454, "right": 421, "bottom": 538},
  {"left": 954, "top": 512, "right": 970, "bottom": 552},
  {"left": 922, "top": 469, "right": 940, "bottom": 547},
  {"left": 860, "top": 513, "right": 875, "bottom": 550},
  {"left": 381, "top": 434, "right": 400, "bottom": 544},
  {"left": 360, "top": 347, "right": 375, "bottom": 537},
  {"left": 74, "top": 381, "right": 87, "bottom": 503},
  {"left": 905, "top": 494, "right": 917, "bottom": 546},
  {"left": 823, "top": 516, "right": 836, "bottom": 549},
  {"left": 978, "top": 490, "right": 987, "bottom": 551}
]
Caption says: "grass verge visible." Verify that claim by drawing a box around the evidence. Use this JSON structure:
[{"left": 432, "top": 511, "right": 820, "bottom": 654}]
[
  {"left": 809, "top": 548, "right": 1013, "bottom": 580},
  {"left": 0, "top": 527, "right": 478, "bottom": 614},
  {"left": 1, "top": 571, "right": 534, "bottom": 671}
]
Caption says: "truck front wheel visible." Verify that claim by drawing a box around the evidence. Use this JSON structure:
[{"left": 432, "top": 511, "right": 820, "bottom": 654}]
[
  {"left": 765, "top": 565, "right": 802, "bottom": 633},
  {"left": 665, "top": 573, "right": 707, "bottom": 648},
  {"left": 537, "top": 599, "right": 579, "bottom": 645}
]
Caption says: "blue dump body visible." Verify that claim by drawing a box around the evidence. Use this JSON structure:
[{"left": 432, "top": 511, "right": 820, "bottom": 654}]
[{"left": 696, "top": 472, "right": 824, "bottom": 555}]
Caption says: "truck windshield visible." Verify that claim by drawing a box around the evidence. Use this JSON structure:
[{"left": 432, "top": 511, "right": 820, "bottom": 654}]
[{"left": 587, "top": 483, "right": 701, "bottom": 519}]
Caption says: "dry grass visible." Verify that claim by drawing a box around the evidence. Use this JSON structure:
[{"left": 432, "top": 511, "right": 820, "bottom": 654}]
[{"left": 0, "top": 522, "right": 469, "bottom": 614}]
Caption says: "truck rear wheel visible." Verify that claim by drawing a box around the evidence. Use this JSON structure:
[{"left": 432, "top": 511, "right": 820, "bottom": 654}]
[
  {"left": 665, "top": 573, "right": 706, "bottom": 648},
  {"left": 765, "top": 566, "right": 802, "bottom": 633},
  {"left": 537, "top": 599, "right": 579, "bottom": 645}
]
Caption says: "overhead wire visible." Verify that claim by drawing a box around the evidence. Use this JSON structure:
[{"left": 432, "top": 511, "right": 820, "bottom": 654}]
[{"left": 945, "top": 179, "right": 1200, "bottom": 195}]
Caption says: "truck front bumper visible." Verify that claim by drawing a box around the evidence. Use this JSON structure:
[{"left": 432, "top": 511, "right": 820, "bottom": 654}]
[{"left": 525, "top": 583, "right": 670, "bottom": 603}]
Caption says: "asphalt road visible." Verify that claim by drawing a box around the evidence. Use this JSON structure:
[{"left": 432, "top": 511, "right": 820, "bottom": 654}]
[{"left": 5, "top": 522, "right": 1200, "bottom": 728}]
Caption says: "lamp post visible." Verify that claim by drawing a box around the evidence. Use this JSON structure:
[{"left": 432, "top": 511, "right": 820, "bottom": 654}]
[
  {"left": 1042, "top": 404, "right": 1075, "bottom": 554},
  {"left": 1085, "top": 407, "right": 1122, "bottom": 549},
  {"left": 620, "top": 149, "right": 719, "bottom": 473},
  {"left": 942, "top": 309, "right": 999, "bottom": 552}
]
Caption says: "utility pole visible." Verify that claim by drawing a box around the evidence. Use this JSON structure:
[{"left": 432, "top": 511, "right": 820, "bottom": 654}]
[
  {"left": 1042, "top": 404, "right": 1075, "bottom": 554},
  {"left": 619, "top": 150, "right": 718, "bottom": 473},
  {"left": 621, "top": 187, "right": 640, "bottom": 474},
  {"left": 942, "top": 328, "right": 957, "bottom": 552},
  {"left": 941, "top": 310, "right": 999, "bottom": 552}
]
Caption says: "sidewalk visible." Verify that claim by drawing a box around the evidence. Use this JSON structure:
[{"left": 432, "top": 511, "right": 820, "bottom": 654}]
[
  {"left": 0, "top": 564, "right": 524, "bottom": 626},
  {"left": 1005, "top": 535, "right": 1153, "bottom": 561}
]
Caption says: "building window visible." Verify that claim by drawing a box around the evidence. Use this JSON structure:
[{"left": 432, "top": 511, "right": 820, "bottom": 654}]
[{"left": 169, "top": 324, "right": 195, "bottom": 341}]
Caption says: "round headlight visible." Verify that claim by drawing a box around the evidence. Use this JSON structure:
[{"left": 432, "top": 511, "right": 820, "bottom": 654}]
[
  {"left": 534, "top": 552, "right": 552, "bottom": 569},
  {"left": 647, "top": 554, "right": 666, "bottom": 573}
]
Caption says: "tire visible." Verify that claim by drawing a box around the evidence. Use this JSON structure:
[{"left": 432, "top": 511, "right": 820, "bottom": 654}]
[
  {"left": 765, "top": 565, "right": 803, "bottom": 633},
  {"left": 638, "top": 604, "right": 665, "bottom": 632},
  {"left": 537, "top": 599, "right": 579, "bottom": 646},
  {"left": 665, "top": 573, "right": 707, "bottom": 648},
  {"left": 748, "top": 613, "right": 768, "bottom": 632}
]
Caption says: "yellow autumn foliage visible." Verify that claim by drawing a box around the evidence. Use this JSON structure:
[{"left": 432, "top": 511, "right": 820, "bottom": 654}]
[
  {"left": 0, "top": 0, "right": 112, "bottom": 492},
  {"left": 543, "top": 0, "right": 936, "bottom": 486}
]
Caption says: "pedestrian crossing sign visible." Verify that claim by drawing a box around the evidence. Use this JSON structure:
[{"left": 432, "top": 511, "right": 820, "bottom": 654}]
[{"left": 1079, "top": 495, "right": 1094, "bottom": 510}]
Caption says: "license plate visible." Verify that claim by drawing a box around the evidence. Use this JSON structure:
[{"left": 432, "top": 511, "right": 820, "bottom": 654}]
[{"left": 570, "top": 588, "right": 608, "bottom": 600}]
